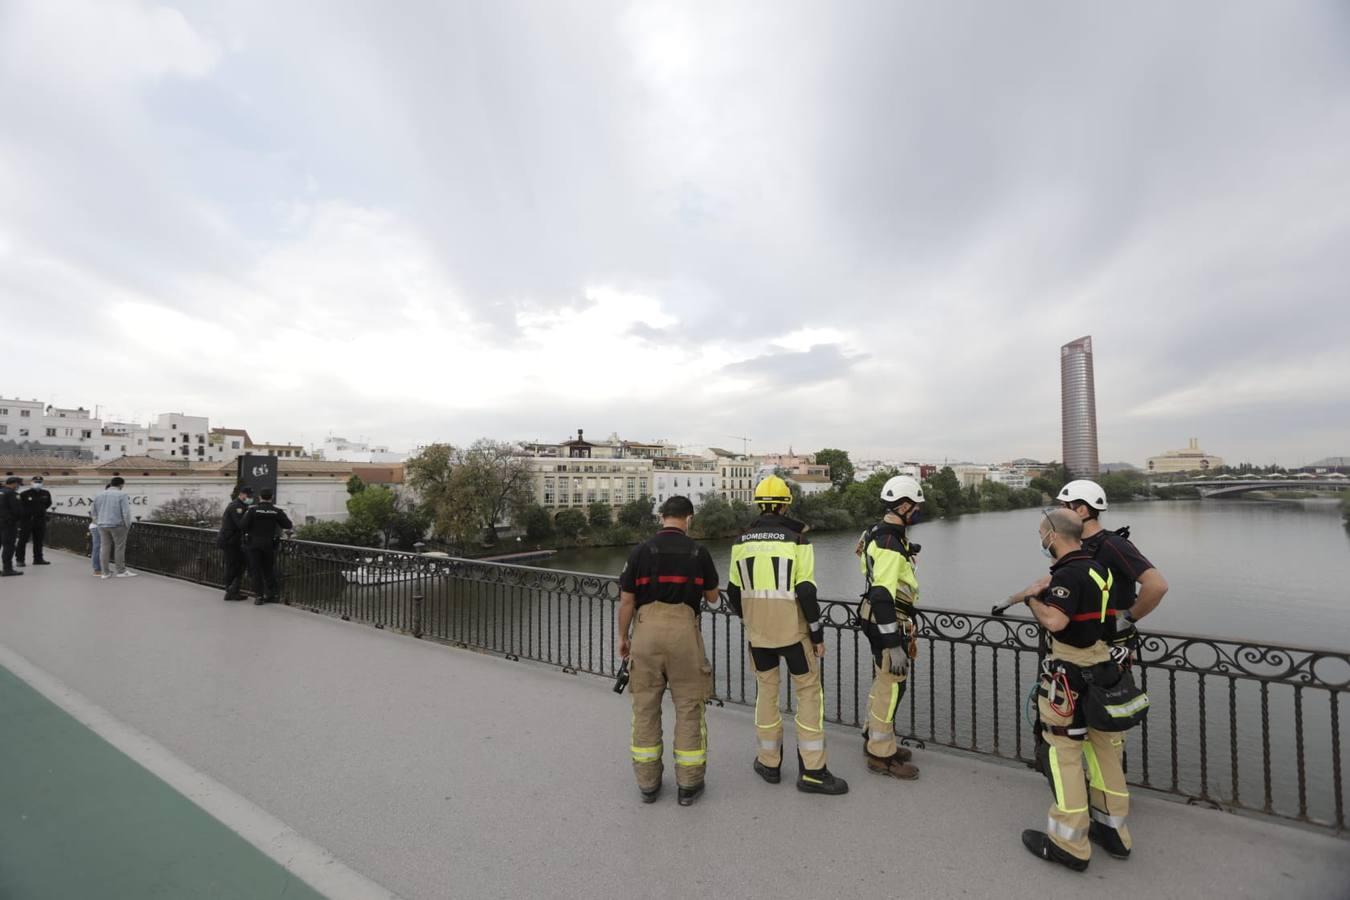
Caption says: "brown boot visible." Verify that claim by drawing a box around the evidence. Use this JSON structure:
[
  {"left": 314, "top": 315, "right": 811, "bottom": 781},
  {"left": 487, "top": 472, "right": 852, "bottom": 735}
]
[{"left": 866, "top": 749, "right": 919, "bottom": 780}]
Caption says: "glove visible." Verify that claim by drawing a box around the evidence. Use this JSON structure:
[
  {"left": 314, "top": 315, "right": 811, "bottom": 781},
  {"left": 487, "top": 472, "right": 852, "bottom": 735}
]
[{"left": 886, "top": 647, "right": 909, "bottom": 677}]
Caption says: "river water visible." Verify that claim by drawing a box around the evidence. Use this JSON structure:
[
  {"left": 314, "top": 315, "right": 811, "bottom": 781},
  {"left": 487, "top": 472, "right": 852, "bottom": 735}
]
[{"left": 535, "top": 499, "right": 1350, "bottom": 649}]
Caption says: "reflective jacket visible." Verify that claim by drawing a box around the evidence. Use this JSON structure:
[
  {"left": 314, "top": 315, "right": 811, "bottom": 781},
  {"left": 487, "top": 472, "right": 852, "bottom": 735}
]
[
  {"left": 858, "top": 521, "right": 919, "bottom": 650},
  {"left": 727, "top": 513, "right": 822, "bottom": 648}
]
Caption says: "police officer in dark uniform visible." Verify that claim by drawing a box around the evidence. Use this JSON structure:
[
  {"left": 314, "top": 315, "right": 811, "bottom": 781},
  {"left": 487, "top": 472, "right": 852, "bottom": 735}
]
[
  {"left": 217, "top": 485, "right": 253, "bottom": 601},
  {"left": 1, "top": 476, "right": 24, "bottom": 576},
  {"left": 238, "top": 488, "right": 293, "bottom": 605},
  {"left": 618, "top": 496, "right": 721, "bottom": 805},
  {"left": 17, "top": 475, "right": 53, "bottom": 567}
]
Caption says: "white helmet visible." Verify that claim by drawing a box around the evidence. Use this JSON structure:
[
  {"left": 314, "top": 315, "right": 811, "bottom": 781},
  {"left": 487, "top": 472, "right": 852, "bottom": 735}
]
[
  {"left": 1058, "top": 479, "right": 1107, "bottom": 511},
  {"left": 880, "top": 475, "right": 924, "bottom": 505}
]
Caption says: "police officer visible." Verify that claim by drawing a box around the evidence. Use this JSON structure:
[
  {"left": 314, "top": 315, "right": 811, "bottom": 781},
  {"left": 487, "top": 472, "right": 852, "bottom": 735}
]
[
  {"left": 1013, "top": 507, "right": 1130, "bottom": 872},
  {"left": 238, "top": 487, "right": 293, "bottom": 605},
  {"left": 618, "top": 496, "right": 721, "bottom": 805},
  {"left": 17, "top": 475, "right": 53, "bottom": 567},
  {"left": 217, "top": 485, "right": 253, "bottom": 601},
  {"left": 856, "top": 475, "right": 923, "bottom": 780},
  {"left": 1, "top": 476, "right": 24, "bottom": 577},
  {"left": 728, "top": 475, "right": 847, "bottom": 795},
  {"left": 1056, "top": 480, "right": 1169, "bottom": 648}
]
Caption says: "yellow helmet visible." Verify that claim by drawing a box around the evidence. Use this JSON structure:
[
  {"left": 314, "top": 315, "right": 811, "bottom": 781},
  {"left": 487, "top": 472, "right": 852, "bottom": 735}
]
[{"left": 753, "top": 474, "right": 793, "bottom": 506}]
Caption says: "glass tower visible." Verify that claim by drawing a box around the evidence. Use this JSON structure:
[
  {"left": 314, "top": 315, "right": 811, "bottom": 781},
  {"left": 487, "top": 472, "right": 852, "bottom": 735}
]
[{"left": 1060, "top": 336, "right": 1099, "bottom": 478}]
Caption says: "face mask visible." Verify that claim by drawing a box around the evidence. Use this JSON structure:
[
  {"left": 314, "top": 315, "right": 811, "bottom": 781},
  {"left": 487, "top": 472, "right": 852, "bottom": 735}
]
[
  {"left": 907, "top": 507, "right": 923, "bottom": 526},
  {"left": 1041, "top": 535, "right": 1055, "bottom": 559}
]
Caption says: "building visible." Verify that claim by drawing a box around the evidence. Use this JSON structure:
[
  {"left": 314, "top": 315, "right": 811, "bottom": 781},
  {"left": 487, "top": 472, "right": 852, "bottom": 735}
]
[
  {"left": 1060, "top": 336, "right": 1100, "bottom": 478},
  {"left": 0, "top": 398, "right": 102, "bottom": 459},
  {"left": 1147, "top": 438, "right": 1224, "bottom": 474},
  {"left": 709, "top": 448, "right": 755, "bottom": 504},
  {"left": 792, "top": 473, "right": 833, "bottom": 496},
  {"left": 951, "top": 464, "right": 989, "bottom": 489},
  {"left": 986, "top": 469, "right": 1031, "bottom": 489},
  {"left": 250, "top": 441, "right": 307, "bottom": 459},
  {"left": 652, "top": 456, "right": 721, "bottom": 510},
  {"left": 209, "top": 428, "right": 254, "bottom": 459},
  {"left": 1301, "top": 456, "right": 1350, "bottom": 475},
  {"left": 751, "top": 452, "right": 830, "bottom": 479},
  {"left": 517, "top": 430, "right": 655, "bottom": 511},
  {"left": 319, "top": 436, "right": 407, "bottom": 464}
]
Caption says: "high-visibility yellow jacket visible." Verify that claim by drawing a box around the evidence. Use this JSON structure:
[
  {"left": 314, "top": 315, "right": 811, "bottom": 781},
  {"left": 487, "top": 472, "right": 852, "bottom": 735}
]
[
  {"left": 727, "top": 514, "right": 822, "bottom": 649},
  {"left": 858, "top": 521, "right": 919, "bottom": 650}
]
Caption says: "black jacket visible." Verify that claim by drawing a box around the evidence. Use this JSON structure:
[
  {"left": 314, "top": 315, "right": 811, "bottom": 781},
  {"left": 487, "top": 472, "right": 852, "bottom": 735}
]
[
  {"left": 239, "top": 502, "right": 294, "bottom": 550},
  {"left": 217, "top": 499, "right": 250, "bottom": 548},
  {"left": 19, "top": 487, "right": 52, "bottom": 522},
  {"left": 0, "top": 487, "right": 22, "bottom": 527}
]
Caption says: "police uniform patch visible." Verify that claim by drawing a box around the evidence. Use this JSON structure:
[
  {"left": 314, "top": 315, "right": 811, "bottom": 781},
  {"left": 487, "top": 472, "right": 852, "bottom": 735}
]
[{"left": 1050, "top": 586, "right": 1071, "bottom": 600}]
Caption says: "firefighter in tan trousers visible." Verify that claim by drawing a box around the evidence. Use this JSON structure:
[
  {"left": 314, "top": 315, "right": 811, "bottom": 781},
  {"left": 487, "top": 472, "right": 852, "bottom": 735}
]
[
  {"left": 618, "top": 496, "right": 721, "bottom": 806},
  {"left": 1012, "top": 507, "right": 1130, "bottom": 872},
  {"left": 856, "top": 475, "right": 923, "bottom": 779},
  {"left": 727, "top": 476, "right": 848, "bottom": 795}
]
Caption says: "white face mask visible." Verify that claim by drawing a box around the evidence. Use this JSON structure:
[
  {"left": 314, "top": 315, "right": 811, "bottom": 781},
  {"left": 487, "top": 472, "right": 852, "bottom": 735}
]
[{"left": 1040, "top": 533, "right": 1055, "bottom": 559}]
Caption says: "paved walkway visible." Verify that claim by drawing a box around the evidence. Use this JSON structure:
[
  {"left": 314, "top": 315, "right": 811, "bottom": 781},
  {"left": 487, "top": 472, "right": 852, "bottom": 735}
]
[{"left": 0, "top": 553, "right": 1346, "bottom": 899}]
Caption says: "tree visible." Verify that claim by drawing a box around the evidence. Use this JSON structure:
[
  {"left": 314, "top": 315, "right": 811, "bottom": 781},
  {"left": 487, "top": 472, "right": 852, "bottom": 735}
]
[
  {"left": 1029, "top": 462, "right": 1071, "bottom": 499},
  {"left": 814, "top": 449, "right": 855, "bottom": 491},
  {"left": 691, "top": 496, "right": 738, "bottom": 538},
  {"left": 405, "top": 443, "right": 459, "bottom": 511},
  {"left": 149, "top": 493, "right": 223, "bottom": 526},
  {"left": 587, "top": 501, "right": 613, "bottom": 529},
  {"left": 521, "top": 504, "right": 554, "bottom": 540},
  {"left": 346, "top": 474, "right": 366, "bottom": 496},
  {"left": 617, "top": 496, "right": 657, "bottom": 532},
  {"left": 413, "top": 439, "right": 532, "bottom": 547},
  {"left": 346, "top": 484, "right": 397, "bottom": 545},
  {"left": 294, "top": 520, "right": 371, "bottom": 546},
  {"left": 554, "top": 508, "right": 588, "bottom": 540}
]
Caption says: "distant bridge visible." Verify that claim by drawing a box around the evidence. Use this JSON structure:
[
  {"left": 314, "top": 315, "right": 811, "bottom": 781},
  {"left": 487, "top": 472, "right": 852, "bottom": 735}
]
[{"left": 1170, "top": 477, "right": 1349, "bottom": 498}]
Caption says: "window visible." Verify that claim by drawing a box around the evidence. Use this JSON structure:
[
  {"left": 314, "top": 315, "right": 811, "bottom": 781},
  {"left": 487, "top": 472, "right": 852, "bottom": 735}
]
[
  {"left": 0, "top": 408, "right": 7, "bottom": 415},
  {"left": 103, "top": 444, "right": 110, "bottom": 451},
  {"left": 20, "top": 409, "right": 30, "bottom": 417},
  {"left": 45, "top": 428, "right": 57, "bottom": 437},
  {"left": 81, "top": 430, "right": 92, "bottom": 439},
  {"left": 182, "top": 434, "right": 189, "bottom": 443},
  {"left": 196, "top": 447, "right": 205, "bottom": 456},
  {"left": 0, "top": 425, "right": 6, "bottom": 435},
  {"left": 18, "top": 428, "right": 28, "bottom": 437},
  {"left": 171, "top": 423, "right": 177, "bottom": 429},
  {"left": 231, "top": 441, "right": 241, "bottom": 449}
]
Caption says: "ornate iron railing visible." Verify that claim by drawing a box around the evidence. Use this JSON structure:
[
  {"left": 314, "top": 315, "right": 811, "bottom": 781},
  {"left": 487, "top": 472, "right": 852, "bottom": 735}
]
[{"left": 45, "top": 514, "right": 1348, "bottom": 834}]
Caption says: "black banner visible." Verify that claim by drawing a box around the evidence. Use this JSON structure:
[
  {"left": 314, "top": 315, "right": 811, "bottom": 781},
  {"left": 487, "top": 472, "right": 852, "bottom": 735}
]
[{"left": 237, "top": 454, "right": 279, "bottom": 498}]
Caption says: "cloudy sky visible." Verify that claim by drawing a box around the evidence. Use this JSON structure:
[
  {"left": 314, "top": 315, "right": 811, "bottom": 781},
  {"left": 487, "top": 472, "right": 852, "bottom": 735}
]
[{"left": 3, "top": 1, "right": 1347, "bottom": 466}]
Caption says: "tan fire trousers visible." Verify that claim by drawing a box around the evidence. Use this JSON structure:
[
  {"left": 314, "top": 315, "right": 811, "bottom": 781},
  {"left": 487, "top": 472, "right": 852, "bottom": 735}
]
[
  {"left": 1040, "top": 641, "right": 1132, "bottom": 860},
  {"left": 864, "top": 648, "right": 908, "bottom": 758},
  {"left": 752, "top": 638, "right": 827, "bottom": 771},
  {"left": 629, "top": 602, "right": 712, "bottom": 789}
]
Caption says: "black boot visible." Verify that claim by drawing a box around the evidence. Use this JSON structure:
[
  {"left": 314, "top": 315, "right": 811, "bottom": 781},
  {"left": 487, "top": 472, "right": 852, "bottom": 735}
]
[
  {"left": 33, "top": 560, "right": 50, "bottom": 565},
  {"left": 753, "top": 758, "right": 781, "bottom": 784},
  {"left": 677, "top": 782, "right": 705, "bottom": 806},
  {"left": 1022, "top": 830, "right": 1089, "bottom": 872},
  {"left": 639, "top": 782, "right": 662, "bottom": 804},
  {"left": 1089, "top": 822, "right": 1131, "bottom": 859},
  {"left": 15, "top": 559, "right": 25, "bottom": 567},
  {"left": 254, "top": 596, "right": 268, "bottom": 606},
  {"left": 797, "top": 767, "right": 849, "bottom": 795},
  {"left": 1, "top": 569, "right": 22, "bottom": 577}
]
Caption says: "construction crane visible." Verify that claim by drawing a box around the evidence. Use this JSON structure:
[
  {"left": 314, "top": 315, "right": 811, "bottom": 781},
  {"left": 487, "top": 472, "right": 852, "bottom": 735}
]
[{"left": 727, "top": 435, "right": 753, "bottom": 456}]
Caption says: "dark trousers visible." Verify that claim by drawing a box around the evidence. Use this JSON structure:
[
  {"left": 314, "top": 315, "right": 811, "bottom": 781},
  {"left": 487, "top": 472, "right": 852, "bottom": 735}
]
[
  {"left": 17, "top": 517, "right": 46, "bottom": 563},
  {"left": 222, "top": 544, "right": 247, "bottom": 597},
  {"left": 247, "top": 547, "right": 281, "bottom": 599},
  {"left": 1, "top": 524, "right": 15, "bottom": 571}
]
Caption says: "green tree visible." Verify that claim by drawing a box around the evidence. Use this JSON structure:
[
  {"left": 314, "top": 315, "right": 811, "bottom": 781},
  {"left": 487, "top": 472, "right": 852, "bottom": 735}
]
[
  {"left": 346, "top": 484, "right": 397, "bottom": 542},
  {"left": 814, "top": 448, "right": 855, "bottom": 491},
  {"left": 978, "top": 480, "right": 1013, "bottom": 512},
  {"left": 520, "top": 504, "right": 554, "bottom": 540},
  {"left": 617, "top": 496, "right": 657, "bottom": 532},
  {"left": 405, "top": 443, "right": 459, "bottom": 510},
  {"left": 345, "top": 474, "right": 366, "bottom": 496},
  {"left": 1029, "top": 462, "right": 1071, "bottom": 499},
  {"left": 554, "top": 508, "right": 588, "bottom": 540},
  {"left": 587, "top": 501, "right": 613, "bottom": 529},
  {"left": 690, "top": 496, "right": 738, "bottom": 538},
  {"left": 413, "top": 439, "right": 532, "bottom": 547},
  {"left": 294, "top": 520, "right": 368, "bottom": 545}
]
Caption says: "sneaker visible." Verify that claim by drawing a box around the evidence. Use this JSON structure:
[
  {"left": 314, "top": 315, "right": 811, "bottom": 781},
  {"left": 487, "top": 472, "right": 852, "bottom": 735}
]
[
  {"left": 639, "top": 783, "right": 662, "bottom": 804},
  {"left": 1089, "top": 822, "right": 1131, "bottom": 859},
  {"left": 115, "top": 570, "right": 139, "bottom": 578},
  {"left": 796, "top": 768, "right": 849, "bottom": 795},
  {"left": 100, "top": 574, "right": 111, "bottom": 580},
  {"left": 1022, "top": 830, "right": 1089, "bottom": 872},
  {"left": 92, "top": 571, "right": 103, "bottom": 577},
  {"left": 677, "top": 783, "right": 705, "bottom": 806},
  {"left": 753, "top": 758, "right": 781, "bottom": 784},
  {"left": 866, "top": 749, "right": 919, "bottom": 780}
]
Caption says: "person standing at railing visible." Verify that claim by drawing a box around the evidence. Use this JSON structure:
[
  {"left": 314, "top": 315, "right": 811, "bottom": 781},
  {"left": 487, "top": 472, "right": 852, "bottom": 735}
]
[
  {"left": 854, "top": 475, "right": 924, "bottom": 781},
  {"left": 617, "top": 495, "right": 721, "bottom": 806},
  {"left": 1055, "top": 480, "right": 1169, "bottom": 653},
  {"left": 217, "top": 485, "right": 253, "bottom": 602},
  {"left": 1011, "top": 507, "right": 1130, "bottom": 872},
  {"left": 16, "top": 475, "right": 52, "bottom": 567},
  {"left": 88, "top": 520, "right": 102, "bottom": 577},
  {"left": 91, "top": 476, "right": 137, "bottom": 579},
  {"left": 727, "top": 475, "right": 848, "bottom": 796},
  {"left": 239, "top": 488, "right": 293, "bottom": 606},
  {"left": 1, "top": 476, "right": 24, "bottom": 577}
]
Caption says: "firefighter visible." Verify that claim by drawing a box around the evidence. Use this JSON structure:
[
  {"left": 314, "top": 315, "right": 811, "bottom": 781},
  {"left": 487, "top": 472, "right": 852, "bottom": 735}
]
[
  {"left": 617, "top": 496, "right": 721, "bottom": 805},
  {"left": 856, "top": 475, "right": 923, "bottom": 780},
  {"left": 728, "top": 475, "right": 848, "bottom": 795},
  {"left": 1013, "top": 507, "right": 1131, "bottom": 871}
]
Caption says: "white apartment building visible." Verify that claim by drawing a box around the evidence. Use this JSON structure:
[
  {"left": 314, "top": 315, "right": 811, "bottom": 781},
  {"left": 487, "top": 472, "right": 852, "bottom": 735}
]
[
  {"left": 986, "top": 469, "right": 1031, "bottom": 490},
  {"left": 0, "top": 398, "right": 102, "bottom": 458},
  {"left": 718, "top": 458, "right": 755, "bottom": 504},
  {"left": 320, "top": 436, "right": 407, "bottom": 464},
  {"left": 951, "top": 465, "right": 989, "bottom": 488},
  {"left": 525, "top": 456, "right": 654, "bottom": 509},
  {"left": 652, "top": 456, "right": 721, "bottom": 510}
]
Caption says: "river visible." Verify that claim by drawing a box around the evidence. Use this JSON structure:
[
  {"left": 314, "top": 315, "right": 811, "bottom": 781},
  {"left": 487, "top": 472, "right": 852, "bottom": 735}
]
[{"left": 533, "top": 499, "right": 1350, "bottom": 649}]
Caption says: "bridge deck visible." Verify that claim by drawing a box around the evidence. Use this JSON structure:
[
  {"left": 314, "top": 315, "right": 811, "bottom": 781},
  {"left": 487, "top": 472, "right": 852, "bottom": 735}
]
[{"left": 0, "top": 553, "right": 1345, "bottom": 900}]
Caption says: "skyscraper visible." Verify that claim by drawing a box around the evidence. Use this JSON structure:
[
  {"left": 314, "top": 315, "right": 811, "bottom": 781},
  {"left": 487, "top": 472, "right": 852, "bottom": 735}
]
[{"left": 1060, "top": 336, "right": 1099, "bottom": 478}]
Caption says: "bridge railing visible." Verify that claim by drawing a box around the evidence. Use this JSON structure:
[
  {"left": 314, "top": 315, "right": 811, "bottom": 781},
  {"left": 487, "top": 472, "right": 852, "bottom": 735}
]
[{"left": 46, "top": 513, "right": 1348, "bottom": 835}]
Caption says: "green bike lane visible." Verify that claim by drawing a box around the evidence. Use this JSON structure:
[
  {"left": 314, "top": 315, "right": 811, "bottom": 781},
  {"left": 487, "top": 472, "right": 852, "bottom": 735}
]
[{"left": 0, "top": 664, "right": 327, "bottom": 900}]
